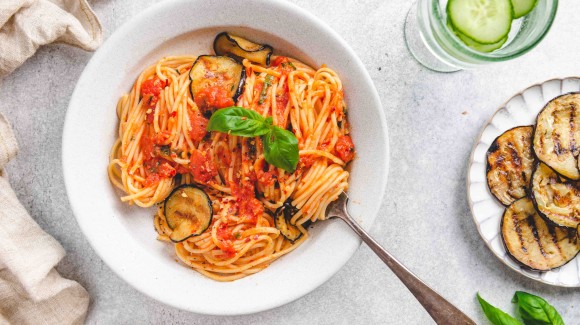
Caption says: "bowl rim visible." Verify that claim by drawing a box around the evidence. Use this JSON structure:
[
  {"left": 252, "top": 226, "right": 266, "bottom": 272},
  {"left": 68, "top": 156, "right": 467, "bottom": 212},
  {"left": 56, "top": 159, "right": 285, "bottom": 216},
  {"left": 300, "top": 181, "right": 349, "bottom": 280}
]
[
  {"left": 62, "top": 0, "right": 390, "bottom": 315},
  {"left": 466, "top": 76, "right": 580, "bottom": 288}
]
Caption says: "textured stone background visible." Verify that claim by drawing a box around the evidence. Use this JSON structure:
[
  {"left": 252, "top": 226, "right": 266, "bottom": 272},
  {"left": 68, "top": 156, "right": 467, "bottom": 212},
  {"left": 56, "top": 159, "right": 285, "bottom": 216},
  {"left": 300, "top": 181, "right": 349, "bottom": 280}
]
[{"left": 1, "top": 0, "right": 579, "bottom": 324}]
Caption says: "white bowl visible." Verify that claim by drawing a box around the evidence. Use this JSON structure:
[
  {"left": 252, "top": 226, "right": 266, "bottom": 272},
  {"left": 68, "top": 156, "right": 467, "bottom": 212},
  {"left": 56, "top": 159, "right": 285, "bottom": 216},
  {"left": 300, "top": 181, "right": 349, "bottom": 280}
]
[
  {"left": 62, "top": 0, "right": 389, "bottom": 315},
  {"left": 467, "top": 77, "right": 580, "bottom": 287}
]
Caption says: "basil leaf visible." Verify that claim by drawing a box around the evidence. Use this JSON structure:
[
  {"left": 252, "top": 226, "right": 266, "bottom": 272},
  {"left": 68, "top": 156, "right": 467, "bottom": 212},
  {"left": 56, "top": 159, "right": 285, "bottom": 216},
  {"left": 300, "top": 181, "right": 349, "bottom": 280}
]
[
  {"left": 263, "top": 126, "right": 299, "bottom": 172},
  {"left": 477, "top": 293, "right": 522, "bottom": 325},
  {"left": 207, "top": 107, "right": 271, "bottom": 136},
  {"left": 512, "top": 292, "right": 564, "bottom": 325},
  {"left": 206, "top": 106, "right": 299, "bottom": 172}
]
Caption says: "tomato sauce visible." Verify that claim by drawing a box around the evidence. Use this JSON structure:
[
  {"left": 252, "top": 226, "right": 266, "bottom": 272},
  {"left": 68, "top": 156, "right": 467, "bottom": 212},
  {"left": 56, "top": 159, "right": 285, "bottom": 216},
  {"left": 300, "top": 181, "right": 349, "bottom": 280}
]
[
  {"left": 231, "top": 181, "right": 264, "bottom": 224},
  {"left": 216, "top": 222, "right": 236, "bottom": 258},
  {"left": 275, "top": 83, "right": 289, "bottom": 126},
  {"left": 140, "top": 125, "right": 184, "bottom": 185},
  {"left": 143, "top": 158, "right": 176, "bottom": 186},
  {"left": 255, "top": 160, "right": 276, "bottom": 186},
  {"left": 299, "top": 155, "right": 315, "bottom": 169},
  {"left": 189, "top": 149, "right": 217, "bottom": 184},
  {"left": 141, "top": 77, "right": 166, "bottom": 108},
  {"left": 335, "top": 135, "right": 355, "bottom": 163},
  {"left": 194, "top": 86, "right": 234, "bottom": 114},
  {"left": 188, "top": 111, "right": 209, "bottom": 142}
]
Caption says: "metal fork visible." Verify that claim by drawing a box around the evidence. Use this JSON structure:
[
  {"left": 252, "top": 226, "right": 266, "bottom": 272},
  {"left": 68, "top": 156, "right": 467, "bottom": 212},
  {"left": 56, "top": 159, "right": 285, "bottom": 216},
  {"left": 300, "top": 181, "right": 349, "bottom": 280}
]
[{"left": 326, "top": 193, "right": 476, "bottom": 325}]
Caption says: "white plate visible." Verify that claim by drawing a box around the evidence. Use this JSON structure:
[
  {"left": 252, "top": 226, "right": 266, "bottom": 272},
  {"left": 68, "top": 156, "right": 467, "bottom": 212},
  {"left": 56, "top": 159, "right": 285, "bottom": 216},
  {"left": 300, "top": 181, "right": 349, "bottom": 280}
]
[
  {"left": 467, "top": 77, "right": 580, "bottom": 287},
  {"left": 62, "top": 0, "right": 389, "bottom": 315}
]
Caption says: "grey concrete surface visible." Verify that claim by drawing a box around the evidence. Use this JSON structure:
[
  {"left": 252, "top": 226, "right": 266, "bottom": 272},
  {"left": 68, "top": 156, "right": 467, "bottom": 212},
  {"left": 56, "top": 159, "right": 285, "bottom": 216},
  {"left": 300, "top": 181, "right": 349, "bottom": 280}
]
[{"left": 1, "top": 0, "right": 579, "bottom": 324}]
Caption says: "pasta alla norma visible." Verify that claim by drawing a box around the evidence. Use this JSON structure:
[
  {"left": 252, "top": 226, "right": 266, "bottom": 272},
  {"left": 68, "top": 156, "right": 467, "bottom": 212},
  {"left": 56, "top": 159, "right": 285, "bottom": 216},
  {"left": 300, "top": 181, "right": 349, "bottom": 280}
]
[{"left": 108, "top": 32, "right": 355, "bottom": 281}]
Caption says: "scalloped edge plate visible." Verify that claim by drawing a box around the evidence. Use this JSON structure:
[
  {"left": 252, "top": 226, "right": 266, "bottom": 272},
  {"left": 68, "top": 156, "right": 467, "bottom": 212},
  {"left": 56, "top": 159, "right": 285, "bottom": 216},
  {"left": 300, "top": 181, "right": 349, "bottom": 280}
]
[{"left": 467, "top": 77, "right": 580, "bottom": 287}]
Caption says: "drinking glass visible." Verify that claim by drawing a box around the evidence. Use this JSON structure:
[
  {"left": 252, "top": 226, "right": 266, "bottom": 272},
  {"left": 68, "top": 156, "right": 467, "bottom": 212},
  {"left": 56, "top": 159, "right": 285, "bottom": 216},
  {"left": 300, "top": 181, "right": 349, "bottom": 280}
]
[{"left": 404, "top": 0, "right": 558, "bottom": 72}]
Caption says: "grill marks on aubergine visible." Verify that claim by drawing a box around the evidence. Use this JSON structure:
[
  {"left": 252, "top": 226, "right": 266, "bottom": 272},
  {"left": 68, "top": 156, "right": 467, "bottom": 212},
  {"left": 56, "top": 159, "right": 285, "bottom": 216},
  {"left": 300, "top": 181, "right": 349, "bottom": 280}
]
[
  {"left": 534, "top": 93, "right": 580, "bottom": 180},
  {"left": 502, "top": 198, "right": 580, "bottom": 271},
  {"left": 486, "top": 126, "right": 536, "bottom": 205}
]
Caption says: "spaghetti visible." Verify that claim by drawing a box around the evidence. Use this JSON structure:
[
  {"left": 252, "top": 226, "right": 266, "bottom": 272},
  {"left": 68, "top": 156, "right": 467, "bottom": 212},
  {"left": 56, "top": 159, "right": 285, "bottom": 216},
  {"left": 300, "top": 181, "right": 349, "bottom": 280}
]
[{"left": 108, "top": 51, "right": 355, "bottom": 281}]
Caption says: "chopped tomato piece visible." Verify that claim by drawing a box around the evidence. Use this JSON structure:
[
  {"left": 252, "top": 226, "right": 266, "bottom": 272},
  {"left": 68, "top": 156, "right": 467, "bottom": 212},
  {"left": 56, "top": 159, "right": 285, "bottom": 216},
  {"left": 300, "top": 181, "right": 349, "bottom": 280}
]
[
  {"left": 141, "top": 130, "right": 155, "bottom": 159},
  {"left": 141, "top": 128, "right": 172, "bottom": 159},
  {"left": 145, "top": 109, "right": 155, "bottom": 124},
  {"left": 157, "top": 160, "right": 177, "bottom": 178},
  {"left": 143, "top": 158, "right": 176, "bottom": 186},
  {"left": 144, "top": 173, "right": 160, "bottom": 187},
  {"left": 188, "top": 111, "right": 208, "bottom": 142},
  {"left": 335, "top": 135, "right": 355, "bottom": 163},
  {"left": 272, "top": 56, "right": 289, "bottom": 67},
  {"left": 175, "top": 164, "right": 190, "bottom": 174},
  {"left": 215, "top": 223, "right": 236, "bottom": 258},
  {"left": 194, "top": 86, "right": 234, "bottom": 114},
  {"left": 141, "top": 77, "right": 166, "bottom": 108},
  {"left": 275, "top": 84, "right": 289, "bottom": 126},
  {"left": 189, "top": 149, "right": 217, "bottom": 184},
  {"left": 272, "top": 56, "right": 295, "bottom": 75},
  {"left": 231, "top": 181, "right": 264, "bottom": 224}
]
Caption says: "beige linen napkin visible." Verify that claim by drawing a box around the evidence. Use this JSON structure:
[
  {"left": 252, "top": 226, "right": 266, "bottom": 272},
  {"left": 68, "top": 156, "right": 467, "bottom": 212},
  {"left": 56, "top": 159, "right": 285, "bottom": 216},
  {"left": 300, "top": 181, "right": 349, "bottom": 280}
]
[
  {"left": 0, "top": 0, "right": 102, "bottom": 77},
  {"left": 0, "top": 0, "right": 102, "bottom": 324},
  {"left": 0, "top": 116, "right": 89, "bottom": 324}
]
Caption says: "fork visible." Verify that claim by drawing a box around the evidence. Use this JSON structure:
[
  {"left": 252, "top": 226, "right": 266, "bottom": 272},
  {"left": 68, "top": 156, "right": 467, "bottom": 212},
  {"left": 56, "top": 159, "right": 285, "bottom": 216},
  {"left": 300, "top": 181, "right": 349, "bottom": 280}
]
[{"left": 325, "top": 193, "right": 476, "bottom": 325}]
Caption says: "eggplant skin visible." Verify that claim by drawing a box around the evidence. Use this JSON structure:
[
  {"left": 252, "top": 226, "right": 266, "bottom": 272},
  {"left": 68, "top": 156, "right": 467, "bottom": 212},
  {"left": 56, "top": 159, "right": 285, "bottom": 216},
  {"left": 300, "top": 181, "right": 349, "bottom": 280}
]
[
  {"left": 533, "top": 92, "right": 580, "bottom": 180},
  {"left": 164, "top": 184, "right": 213, "bottom": 243},
  {"left": 531, "top": 163, "right": 580, "bottom": 229},
  {"left": 486, "top": 126, "right": 537, "bottom": 206},
  {"left": 213, "top": 32, "right": 273, "bottom": 66},
  {"left": 188, "top": 55, "right": 246, "bottom": 104},
  {"left": 274, "top": 200, "right": 303, "bottom": 243},
  {"left": 501, "top": 197, "right": 580, "bottom": 271}
]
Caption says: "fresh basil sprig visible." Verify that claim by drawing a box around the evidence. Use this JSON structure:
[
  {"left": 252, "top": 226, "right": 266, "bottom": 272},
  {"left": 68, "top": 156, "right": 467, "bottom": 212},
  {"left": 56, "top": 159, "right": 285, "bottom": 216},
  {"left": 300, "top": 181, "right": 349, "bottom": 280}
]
[
  {"left": 263, "top": 126, "right": 299, "bottom": 172},
  {"left": 477, "top": 292, "right": 565, "bottom": 325},
  {"left": 206, "top": 106, "right": 271, "bottom": 137},
  {"left": 477, "top": 293, "right": 522, "bottom": 325},
  {"left": 207, "top": 107, "right": 299, "bottom": 172},
  {"left": 512, "top": 291, "right": 564, "bottom": 325}
]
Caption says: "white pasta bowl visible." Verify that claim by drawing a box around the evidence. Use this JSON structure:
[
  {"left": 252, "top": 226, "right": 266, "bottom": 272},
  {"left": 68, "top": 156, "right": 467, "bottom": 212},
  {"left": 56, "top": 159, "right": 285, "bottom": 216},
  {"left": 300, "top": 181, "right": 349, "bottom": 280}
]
[
  {"left": 62, "top": 0, "right": 389, "bottom": 315},
  {"left": 468, "top": 77, "right": 580, "bottom": 287}
]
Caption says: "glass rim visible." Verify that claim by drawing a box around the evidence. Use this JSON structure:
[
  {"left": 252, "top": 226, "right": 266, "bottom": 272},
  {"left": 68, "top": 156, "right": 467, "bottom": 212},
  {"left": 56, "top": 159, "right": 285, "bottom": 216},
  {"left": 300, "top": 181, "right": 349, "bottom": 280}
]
[{"left": 430, "top": 0, "right": 559, "bottom": 62}]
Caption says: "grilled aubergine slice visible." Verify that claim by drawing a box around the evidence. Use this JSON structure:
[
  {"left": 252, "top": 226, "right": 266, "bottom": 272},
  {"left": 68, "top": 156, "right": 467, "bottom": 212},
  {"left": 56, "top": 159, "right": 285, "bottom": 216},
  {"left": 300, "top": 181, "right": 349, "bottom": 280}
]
[
  {"left": 501, "top": 197, "right": 580, "bottom": 271},
  {"left": 189, "top": 55, "right": 246, "bottom": 104},
  {"left": 214, "top": 32, "right": 273, "bottom": 66},
  {"left": 274, "top": 200, "right": 303, "bottom": 242},
  {"left": 533, "top": 93, "right": 580, "bottom": 180},
  {"left": 164, "top": 184, "right": 213, "bottom": 243},
  {"left": 531, "top": 163, "right": 580, "bottom": 229},
  {"left": 486, "top": 126, "right": 537, "bottom": 205}
]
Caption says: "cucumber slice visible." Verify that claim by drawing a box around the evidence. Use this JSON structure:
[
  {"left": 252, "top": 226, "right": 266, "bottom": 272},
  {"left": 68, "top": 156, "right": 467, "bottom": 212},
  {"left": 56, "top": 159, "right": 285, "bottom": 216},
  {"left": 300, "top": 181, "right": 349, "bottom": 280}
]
[
  {"left": 448, "top": 0, "right": 514, "bottom": 44},
  {"left": 511, "top": 0, "right": 537, "bottom": 18},
  {"left": 447, "top": 20, "right": 507, "bottom": 52}
]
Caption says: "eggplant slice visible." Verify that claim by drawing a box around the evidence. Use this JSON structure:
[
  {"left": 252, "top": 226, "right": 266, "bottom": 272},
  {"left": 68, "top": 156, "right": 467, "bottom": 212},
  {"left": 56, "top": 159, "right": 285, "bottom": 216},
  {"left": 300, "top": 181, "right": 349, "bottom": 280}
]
[
  {"left": 189, "top": 55, "right": 245, "bottom": 103},
  {"left": 274, "top": 200, "right": 303, "bottom": 242},
  {"left": 164, "top": 184, "right": 213, "bottom": 242},
  {"left": 486, "top": 126, "right": 537, "bottom": 205},
  {"left": 501, "top": 197, "right": 580, "bottom": 271},
  {"left": 533, "top": 93, "right": 580, "bottom": 180},
  {"left": 214, "top": 32, "right": 273, "bottom": 66},
  {"left": 531, "top": 163, "right": 580, "bottom": 229}
]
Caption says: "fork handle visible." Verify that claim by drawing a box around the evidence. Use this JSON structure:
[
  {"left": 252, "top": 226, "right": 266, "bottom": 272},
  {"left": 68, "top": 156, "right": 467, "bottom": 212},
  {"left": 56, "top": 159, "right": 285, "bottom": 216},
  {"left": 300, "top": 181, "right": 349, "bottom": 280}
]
[{"left": 338, "top": 215, "right": 476, "bottom": 325}]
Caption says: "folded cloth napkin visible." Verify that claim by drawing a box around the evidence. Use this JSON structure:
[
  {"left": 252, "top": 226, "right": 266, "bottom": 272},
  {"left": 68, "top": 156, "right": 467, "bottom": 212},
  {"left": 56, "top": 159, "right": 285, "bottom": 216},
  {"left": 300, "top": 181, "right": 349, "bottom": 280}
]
[
  {"left": 0, "top": 0, "right": 102, "bottom": 324},
  {"left": 0, "top": 0, "right": 102, "bottom": 77},
  {"left": 0, "top": 119, "right": 90, "bottom": 325}
]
